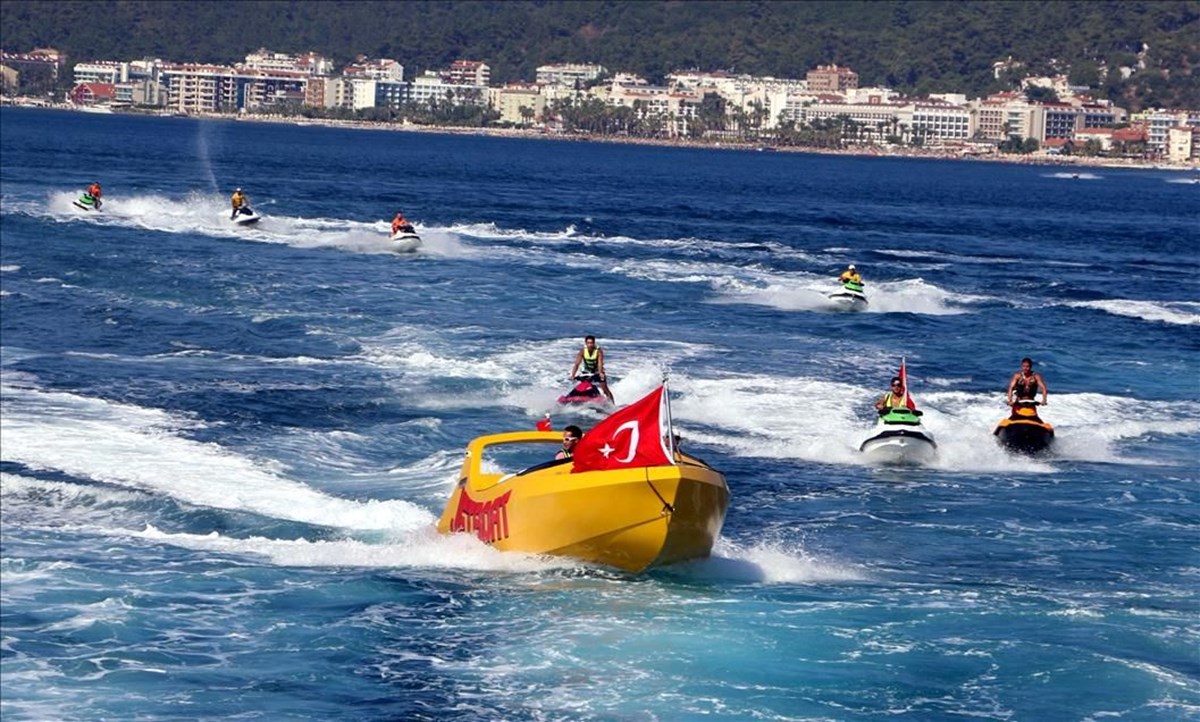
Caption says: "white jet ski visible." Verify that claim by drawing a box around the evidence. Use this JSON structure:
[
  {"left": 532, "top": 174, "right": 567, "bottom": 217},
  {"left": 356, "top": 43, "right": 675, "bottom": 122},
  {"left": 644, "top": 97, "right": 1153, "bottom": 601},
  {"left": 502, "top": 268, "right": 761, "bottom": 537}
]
[
  {"left": 829, "top": 280, "right": 868, "bottom": 311},
  {"left": 390, "top": 224, "right": 422, "bottom": 253},
  {"left": 859, "top": 407, "right": 937, "bottom": 465},
  {"left": 232, "top": 206, "right": 261, "bottom": 226}
]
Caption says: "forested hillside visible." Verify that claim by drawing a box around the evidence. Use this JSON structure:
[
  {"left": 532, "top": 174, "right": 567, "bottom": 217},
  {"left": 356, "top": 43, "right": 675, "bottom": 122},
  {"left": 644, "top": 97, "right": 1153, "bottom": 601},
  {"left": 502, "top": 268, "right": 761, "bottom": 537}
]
[{"left": 2, "top": 0, "right": 1198, "bottom": 109}]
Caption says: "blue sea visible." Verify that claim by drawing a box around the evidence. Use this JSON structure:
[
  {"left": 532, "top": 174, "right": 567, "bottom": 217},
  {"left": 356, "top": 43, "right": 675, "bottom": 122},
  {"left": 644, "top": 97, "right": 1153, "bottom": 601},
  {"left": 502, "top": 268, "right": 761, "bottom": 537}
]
[{"left": 2, "top": 107, "right": 1198, "bottom": 721}]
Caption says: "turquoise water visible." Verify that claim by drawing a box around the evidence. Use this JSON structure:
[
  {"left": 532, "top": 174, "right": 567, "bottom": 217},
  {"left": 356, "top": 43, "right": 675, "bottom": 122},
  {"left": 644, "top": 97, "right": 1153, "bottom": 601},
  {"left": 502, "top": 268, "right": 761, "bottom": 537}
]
[{"left": 2, "top": 108, "right": 1198, "bottom": 721}]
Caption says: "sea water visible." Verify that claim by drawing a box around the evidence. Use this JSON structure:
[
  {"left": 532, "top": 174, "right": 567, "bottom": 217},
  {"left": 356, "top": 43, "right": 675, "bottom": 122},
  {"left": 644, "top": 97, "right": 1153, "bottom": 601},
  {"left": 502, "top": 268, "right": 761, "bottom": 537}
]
[{"left": 1, "top": 108, "right": 1197, "bottom": 721}]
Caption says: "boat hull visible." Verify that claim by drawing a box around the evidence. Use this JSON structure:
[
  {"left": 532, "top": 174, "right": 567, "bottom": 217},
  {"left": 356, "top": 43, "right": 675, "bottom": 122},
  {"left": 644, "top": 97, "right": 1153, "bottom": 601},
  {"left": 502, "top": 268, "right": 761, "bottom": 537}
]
[
  {"left": 994, "top": 420, "right": 1054, "bottom": 455},
  {"left": 232, "top": 208, "right": 261, "bottom": 226},
  {"left": 828, "top": 290, "right": 868, "bottom": 311},
  {"left": 390, "top": 231, "right": 422, "bottom": 253},
  {"left": 437, "top": 431, "right": 728, "bottom": 572},
  {"left": 860, "top": 428, "right": 937, "bottom": 465}
]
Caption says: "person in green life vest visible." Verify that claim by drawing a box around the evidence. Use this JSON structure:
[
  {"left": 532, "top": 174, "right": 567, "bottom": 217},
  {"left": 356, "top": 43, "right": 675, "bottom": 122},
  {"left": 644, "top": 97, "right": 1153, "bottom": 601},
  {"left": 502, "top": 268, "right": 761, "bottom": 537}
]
[
  {"left": 838, "top": 263, "right": 863, "bottom": 290},
  {"left": 874, "top": 376, "right": 909, "bottom": 412},
  {"left": 569, "top": 334, "right": 615, "bottom": 403}
]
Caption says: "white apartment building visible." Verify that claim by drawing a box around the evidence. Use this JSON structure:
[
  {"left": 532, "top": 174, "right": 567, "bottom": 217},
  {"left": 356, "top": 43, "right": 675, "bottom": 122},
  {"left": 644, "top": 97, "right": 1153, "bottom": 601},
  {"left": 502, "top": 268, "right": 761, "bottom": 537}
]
[
  {"left": 409, "top": 71, "right": 487, "bottom": 108},
  {"left": 344, "top": 57, "right": 404, "bottom": 82},
  {"left": 162, "top": 64, "right": 238, "bottom": 113},
  {"left": 1165, "top": 126, "right": 1198, "bottom": 162},
  {"left": 536, "top": 63, "right": 606, "bottom": 87},
  {"left": 445, "top": 60, "right": 490, "bottom": 87},
  {"left": 243, "top": 49, "right": 333, "bottom": 77},
  {"left": 1145, "top": 110, "right": 1200, "bottom": 153},
  {"left": 73, "top": 61, "right": 128, "bottom": 85}
]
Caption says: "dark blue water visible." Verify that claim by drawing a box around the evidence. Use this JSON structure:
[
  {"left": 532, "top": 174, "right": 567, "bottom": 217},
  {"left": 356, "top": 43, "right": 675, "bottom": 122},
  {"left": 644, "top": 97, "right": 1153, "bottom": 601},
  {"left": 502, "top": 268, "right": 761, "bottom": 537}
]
[{"left": 2, "top": 108, "right": 1198, "bottom": 721}]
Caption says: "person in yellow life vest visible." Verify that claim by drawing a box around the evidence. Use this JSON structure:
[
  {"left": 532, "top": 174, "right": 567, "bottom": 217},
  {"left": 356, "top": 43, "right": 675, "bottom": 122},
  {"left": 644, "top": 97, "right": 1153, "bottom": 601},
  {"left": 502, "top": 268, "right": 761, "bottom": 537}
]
[
  {"left": 391, "top": 211, "right": 410, "bottom": 235},
  {"left": 87, "top": 182, "right": 103, "bottom": 208},
  {"left": 569, "top": 335, "right": 615, "bottom": 403},
  {"left": 839, "top": 263, "right": 862, "bottom": 288},
  {"left": 875, "top": 376, "right": 909, "bottom": 412},
  {"left": 230, "top": 188, "right": 248, "bottom": 219}
]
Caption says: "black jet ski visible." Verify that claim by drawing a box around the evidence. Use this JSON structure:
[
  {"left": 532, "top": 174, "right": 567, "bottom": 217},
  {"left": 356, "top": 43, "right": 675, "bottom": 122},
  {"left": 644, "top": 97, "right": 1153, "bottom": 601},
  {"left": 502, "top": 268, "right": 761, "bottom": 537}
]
[{"left": 994, "top": 400, "right": 1054, "bottom": 455}]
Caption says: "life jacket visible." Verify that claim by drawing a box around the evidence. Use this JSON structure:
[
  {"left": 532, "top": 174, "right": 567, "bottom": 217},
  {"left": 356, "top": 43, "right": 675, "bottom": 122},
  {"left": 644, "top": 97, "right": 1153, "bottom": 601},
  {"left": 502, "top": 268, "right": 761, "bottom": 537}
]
[
  {"left": 88, "top": 184, "right": 101, "bottom": 198},
  {"left": 1014, "top": 374, "right": 1039, "bottom": 399},
  {"left": 581, "top": 346, "right": 600, "bottom": 374},
  {"left": 231, "top": 193, "right": 244, "bottom": 208}
]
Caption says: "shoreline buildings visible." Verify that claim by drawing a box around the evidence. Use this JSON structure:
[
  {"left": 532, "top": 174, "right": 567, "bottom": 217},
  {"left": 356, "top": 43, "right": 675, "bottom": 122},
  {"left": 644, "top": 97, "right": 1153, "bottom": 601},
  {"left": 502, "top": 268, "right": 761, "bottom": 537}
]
[{"left": 3, "top": 46, "right": 1197, "bottom": 161}]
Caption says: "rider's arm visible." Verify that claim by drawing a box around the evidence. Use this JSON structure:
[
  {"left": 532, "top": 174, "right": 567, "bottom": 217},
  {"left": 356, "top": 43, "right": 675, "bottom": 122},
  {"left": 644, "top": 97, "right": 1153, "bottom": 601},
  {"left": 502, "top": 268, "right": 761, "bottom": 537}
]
[
  {"left": 569, "top": 351, "right": 582, "bottom": 379},
  {"left": 1037, "top": 373, "right": 1048, "bottom": 404},
  {"left": 1006, "top": 373, "right": 1018, "bottom": 403},
  {"left": 596, "top": 349, "right": 606, "bottom": 377},
  {"left": 874, "top": 394, "right": 886, "bottom": 411}
]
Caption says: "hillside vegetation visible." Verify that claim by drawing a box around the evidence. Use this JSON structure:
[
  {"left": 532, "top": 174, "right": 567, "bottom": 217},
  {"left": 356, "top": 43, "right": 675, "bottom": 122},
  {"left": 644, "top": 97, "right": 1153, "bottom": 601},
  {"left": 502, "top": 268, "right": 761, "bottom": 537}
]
[{"left": 2, "top": 0, "right": 1198, "bottom": 109}]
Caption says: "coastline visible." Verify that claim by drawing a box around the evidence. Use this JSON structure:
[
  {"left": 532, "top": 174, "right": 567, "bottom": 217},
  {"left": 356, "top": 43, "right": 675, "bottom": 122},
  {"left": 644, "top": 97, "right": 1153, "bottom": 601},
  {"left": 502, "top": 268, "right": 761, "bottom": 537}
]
[{"left": 5, "top": 99, "right": 1195, "bottom": 172}]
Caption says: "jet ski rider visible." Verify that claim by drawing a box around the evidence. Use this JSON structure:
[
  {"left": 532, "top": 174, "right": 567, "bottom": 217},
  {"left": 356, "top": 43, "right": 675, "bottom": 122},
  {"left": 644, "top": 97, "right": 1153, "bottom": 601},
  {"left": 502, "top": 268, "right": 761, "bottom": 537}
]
[
  {"left": 839, "top": 263, "right": 862, "bottom": 289},
  {"left": 230, "top": 188, "right": 247, "bottom": 219},
  {"left": 874, "top": 376, "right": 910, "bottom": 412},
  {"left": 392, "top": 211, "right": 411, "bottom": 235},
  {"left": 86, "top": 182, "right": 103, "bottom": 208},
  {"left": 1007, "top": 357, "right": 1049, "bottom": 406},
  {"left": 569, "top": 335, "right": 615, "bottom": 403}
]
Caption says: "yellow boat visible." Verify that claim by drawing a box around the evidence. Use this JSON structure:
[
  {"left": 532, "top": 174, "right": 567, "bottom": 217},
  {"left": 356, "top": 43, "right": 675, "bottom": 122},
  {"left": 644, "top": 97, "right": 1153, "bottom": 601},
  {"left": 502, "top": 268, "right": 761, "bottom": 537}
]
[{"left": 436, "top": 430, "right": 729, "bottom": 572}]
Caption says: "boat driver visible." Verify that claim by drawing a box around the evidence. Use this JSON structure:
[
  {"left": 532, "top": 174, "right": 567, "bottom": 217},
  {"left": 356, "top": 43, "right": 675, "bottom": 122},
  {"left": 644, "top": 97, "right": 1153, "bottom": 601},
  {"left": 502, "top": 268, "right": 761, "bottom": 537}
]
[
  {"left": 1007, "top": 357, "right": 1049, "bottom": 406},
  {"left": 87, "top": 181, "right": 103, "bottom": 208},
  {"left": 555, "top": 425, "right": 583, "bottom": 460},
  {"left": 569, "top": 335, "right": 615, "bottom": 403},
  {"left": 230, "top": 188, "right": 247, "bottom": 219}
]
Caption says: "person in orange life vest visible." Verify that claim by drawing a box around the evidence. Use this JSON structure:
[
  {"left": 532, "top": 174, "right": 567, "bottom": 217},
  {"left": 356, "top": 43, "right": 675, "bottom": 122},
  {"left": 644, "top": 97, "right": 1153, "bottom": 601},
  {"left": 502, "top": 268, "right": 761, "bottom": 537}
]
[
  {"left": 87, "top": 182, "right": 103, "bottom": 208},
  {"left": 555, "top": 425, "right": 583, "bottom": 460},
  {"left": 569, "top": 335, "right": 615, "bottom": 403},
  {"left": 391, "top": 211, "right": 411, "bottom": 235},
  {"left": 1007, "top": 357, "right": 1048, "bottom": 406}
]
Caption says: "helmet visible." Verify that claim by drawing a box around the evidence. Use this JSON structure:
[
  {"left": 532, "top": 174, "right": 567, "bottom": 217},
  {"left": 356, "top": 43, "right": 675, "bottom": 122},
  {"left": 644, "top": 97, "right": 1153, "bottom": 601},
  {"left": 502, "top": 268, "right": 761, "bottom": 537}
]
[
  {"left": 848, "top": 264, "right": 856, "bottom": 270},
  {"left": 235, "top": 188, "right": 242, "bottom": 192}
]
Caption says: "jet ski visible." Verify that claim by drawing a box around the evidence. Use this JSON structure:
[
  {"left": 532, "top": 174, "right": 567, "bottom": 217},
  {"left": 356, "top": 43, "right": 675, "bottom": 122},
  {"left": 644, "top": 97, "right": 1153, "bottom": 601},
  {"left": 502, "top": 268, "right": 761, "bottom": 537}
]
[
  {"left": 859, "top": 407, "right": 937, "bottom": 465},
  {"left": 231, "top": 206, "right": 261, "bottom": 226},
  {"left": 557, "top": 374, "right": 611, "bottom": 406},
  {"left": 390, "top": 223, "right": 422, "bottom": 253},
  {"left": 828, "top": 280, "right": 868, "bottom": 311},
  {"left": 994, "top": 399, "right": 1054, "bottom": 455},
  {"left": 73, "top": 192, "right": 102, "bottom": 211}
]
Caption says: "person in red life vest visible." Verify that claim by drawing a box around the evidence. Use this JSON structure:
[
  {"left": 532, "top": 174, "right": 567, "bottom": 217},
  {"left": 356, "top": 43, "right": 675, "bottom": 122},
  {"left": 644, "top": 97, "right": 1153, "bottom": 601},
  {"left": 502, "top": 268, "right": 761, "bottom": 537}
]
[{"left": 87, "top": 182, "right": 103, "bottom": 208}]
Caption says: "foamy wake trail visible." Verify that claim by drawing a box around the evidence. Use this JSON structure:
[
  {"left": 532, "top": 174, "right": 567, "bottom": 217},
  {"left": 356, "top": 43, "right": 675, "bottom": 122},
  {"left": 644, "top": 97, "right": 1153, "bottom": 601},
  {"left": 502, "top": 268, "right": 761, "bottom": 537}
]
[
  {"left": 28, "top": 191, "right": 469, "bottom": 257},
  {"left": 668, "top": 376, "right": 1197, "bottom": 471},
  {"left": 0, "top": 382, "right": 431, "bottom": 531},
  {"left": 1066, "top": 299, "right": 1200, "bottom": 326}
]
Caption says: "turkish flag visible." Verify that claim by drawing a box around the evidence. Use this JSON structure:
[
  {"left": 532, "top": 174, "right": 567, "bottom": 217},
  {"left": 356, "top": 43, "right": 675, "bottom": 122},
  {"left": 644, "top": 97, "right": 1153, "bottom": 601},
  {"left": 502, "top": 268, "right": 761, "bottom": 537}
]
[
  {"left": 899, "top": 358, "right": 917, "bottom": 410},
  {"left": 571, "top": 385, "right": 674, "bottom": 473}
]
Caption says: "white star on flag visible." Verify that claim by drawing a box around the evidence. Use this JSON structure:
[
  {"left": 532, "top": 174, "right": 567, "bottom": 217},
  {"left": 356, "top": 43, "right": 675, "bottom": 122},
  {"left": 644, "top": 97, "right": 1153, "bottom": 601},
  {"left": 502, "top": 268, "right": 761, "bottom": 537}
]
[{"left": 599, "top": 443, "right": 615, "bottom": 457}]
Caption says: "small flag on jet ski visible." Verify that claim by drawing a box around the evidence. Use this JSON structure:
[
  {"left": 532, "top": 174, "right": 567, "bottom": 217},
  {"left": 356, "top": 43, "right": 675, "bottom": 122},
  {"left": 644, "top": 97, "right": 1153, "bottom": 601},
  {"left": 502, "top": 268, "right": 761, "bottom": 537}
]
[
  {"left": 899, "top": 357, "right": 917, "bottom": 410},
  {"left": 536, "top": 414, "right": 552, "bottom": 432},
  {"left": 572, "top": 385, "right": 674, "bottom": 473}
]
